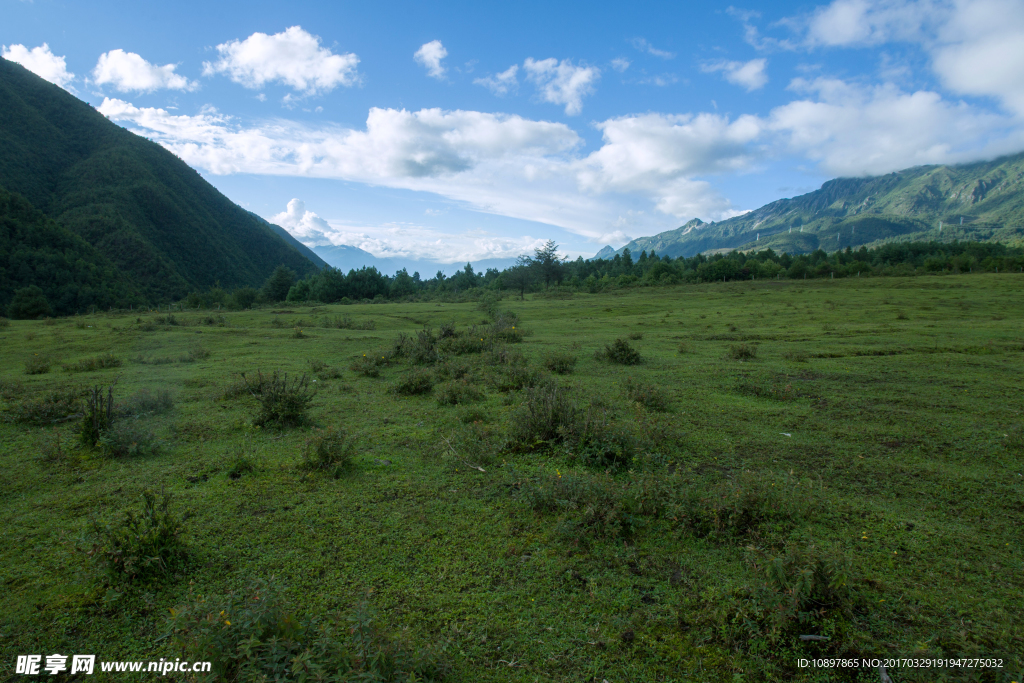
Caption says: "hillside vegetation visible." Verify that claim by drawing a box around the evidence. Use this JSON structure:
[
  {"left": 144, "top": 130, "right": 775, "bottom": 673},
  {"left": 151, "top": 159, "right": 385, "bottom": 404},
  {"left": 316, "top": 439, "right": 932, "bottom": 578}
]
[
  {"left": 605, "top": 152, "right": 1024, "bottom": 259},
  {"left": 0, "top": 58, "right": 319, "bottom": 309},
  {"left": 1, "top": 275, "right": 1021, "bottom": 681}
]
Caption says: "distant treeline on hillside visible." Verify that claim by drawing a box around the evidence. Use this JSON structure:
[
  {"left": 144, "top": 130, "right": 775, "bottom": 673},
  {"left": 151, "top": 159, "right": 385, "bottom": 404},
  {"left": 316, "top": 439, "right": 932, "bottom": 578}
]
[
  {"left": 6, "top": 239, "right": 1022, "bottom": 318},
  {"left": 178, "top": 239, "right": 1024, "bottom": 311}
]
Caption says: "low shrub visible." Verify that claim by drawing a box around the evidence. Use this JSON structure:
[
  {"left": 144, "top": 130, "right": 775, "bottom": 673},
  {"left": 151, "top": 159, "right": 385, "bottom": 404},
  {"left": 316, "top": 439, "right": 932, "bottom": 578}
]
[
  {"left": 300, "top": 427, "right": 355, "bottom": 473},
  {"left": 0, "top": 378, "right": 24, "bottom": 400},
  {"left": 408, "top": 327, "right": 440, "bottom": 365},
  {"left": 624, "top": 376, "right": 669, "bottom": 412},
  {"left": 242, "top": 371, "right": 316, "bottom": 427},
  {"left": 90, "top": 489, "right": 187, "bottom": 585},
  {"left": 39, "top": 427, "right": 69, "bottom": 464},
  {"left": 457, "top": 406, "right": 489, "bottom": 424},
  {"left": 436, "top": 379, "right": 484, "bottom": 406},
  {"left": 63, "top": 353, "right": 122, "bottom": 372},
  {"left": 292, "top": 327, "right": 307, "bottom": 339},
  {"left": 80, "top": 386, "right": 115, "bottom": 447},
  {"left": 782, "top": 350, "right": 808, "bottom": 362},
  {"left": 393, "top": 369, "right": 435, "bottom": 396},
  {"left": 490, "top": 311, "right": 523, "bottom": 343},
  {"left": 349, "top": 349, "right": 395, "bottom": 377},
  {"left": 168, "top": 579, "right": 444, "bottom": 683},
  {"left": 735, "top": 380, "right": 795, "bottom": 401},
  {"left": 181, "top": 344, "right": 211, "bottom": 363},
  {"left": 124, "top": 388, "right": 174, "bottom": 415},
  {"left": 676, "top": 342, "right": 690, "bottom": 354},
  {"left": 25, "top": 355, "right": 52, "bottom": 375},
  {"left": 519, "top": 471, "right": 638, "bottom": 543},
  {"left": 598, "top": 339, "right": 642, "bottom": 365},
  {"left": 435, "top": 360, "right": 471, "bottom": 381},
  {"left": 226, "top": 456, "right": 255, "bottom": 480},
  {"left": 543, "top": 350, "right": 577, "bottom": 374},
  {"left": 98, "top": 420, "right": 160, "bottom": 458},
  {"left": 487, "top": 346, "right": 525, "bottom": 367},
  {"left": 0, "top": 316, "right": 9, "bottom": 327},
  {"left": 307, "top": 358, "right": 342, "bottom": 380},
  {"left": 492, "top": 360, "right": 544, "bottom": 391},
  {"left": 680, "top": 472, "right": 814, "bottom": 540},
  {"left": 6, "top": 386, "right": 82, "bottom": 425},
  {"left": 697, "top": 543, "right": 856, "bottom": 667},
  {"left": 504, "top": 385, "right": 582, "bottom": 451},
  {"left": 320, "top": 314, "right": 376, "bottom": 330},
  {"left": 727, "top": 343, "right": 757, "bottom": 360},
  {"left": 628, "top": 331, "right": 644, "bottom": 340}
]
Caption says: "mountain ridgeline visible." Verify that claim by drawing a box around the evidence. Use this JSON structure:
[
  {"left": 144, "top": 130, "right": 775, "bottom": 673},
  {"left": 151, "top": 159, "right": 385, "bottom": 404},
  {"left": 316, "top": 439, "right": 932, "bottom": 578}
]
[
  {"left": 600, "top": 153, "right": 1024, "bottom": 259},
  {"left": 0, "top": 57, "right": 321, "bottom": 316}
]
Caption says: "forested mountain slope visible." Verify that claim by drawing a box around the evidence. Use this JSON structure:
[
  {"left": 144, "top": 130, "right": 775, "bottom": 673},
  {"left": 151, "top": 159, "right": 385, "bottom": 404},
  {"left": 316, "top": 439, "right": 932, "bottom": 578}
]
[
  {"left": 0, "top": 57, "right": 319, "bottom": 306},
  {"left": 601, "top": 152, "right": 1024, "bottom": 259}
]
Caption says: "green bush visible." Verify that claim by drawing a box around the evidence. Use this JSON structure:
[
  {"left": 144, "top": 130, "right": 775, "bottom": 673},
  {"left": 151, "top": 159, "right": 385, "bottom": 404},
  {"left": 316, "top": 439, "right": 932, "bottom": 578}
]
[
  {"left": 519, "top": 470, "right": 643, "bottom": 543},
  {"left": 300, "top": 427, "right": 355, "bottom": 473},
  {"left": 727, "top": 343, "right": 757, "bottom": 360},
  {"left": 307, "top": 358, "right": 341, "bottom": 380},
  {"left": 8, "top": 285, "right": 51, "bottom": 319},
  {"left": 681, "top": 472, "right": 813, "bottom": 540},
  {"left": 0, "top": 316, "right": 9, "bottom": 327},
  {"left": 624, "top": 376, "right": 669, "bottom": 411},
  {"left": 599, "top": 339, "right": 642, "bottom": 365},
  {"left": 91, "top": 490, "right": 187, "bottom": 584},
  {"left": 542, "top": 350, "right": 577, "bottom": 374},
  {"left": 63, "top": 353, "right": 122, "bottom": 372},
  {"left": 24, "top": 354, "right": 51, "bottom": 375},
  {"left": 698, "top": 543, "right": 856, "bottom": 663},
  {"left": 491, "top": 363, "right": 544, "bottom": 392},
  {"left": 321, "top": 314, "right": 375, "bottom": 330},
  {"left": 393, "top": 369, "right": 434, "bottom": 396},
  {"left": 168, "top": 579, "right": 444, "bottom": 683},
  {"left": 6, "top": 386, "right": 81, "bottom": 425},
  {"left": 504, "top": 385, "right": 582, "bottom": 451},
  {"left": 243, "top": 371, "right": 316, "bottom": 427},
  {"left": 435, "top": 379, "right": 484, "bottom": 406},
  {"left": 98, "top": 420, "right": 160, "bottom": 458},
  {"left": 80, "top": 386, "right": 115, "bottom": 447},
  {"left": 181, "top": 343, "right": 211, "bottom": 363},
  {"left": 435, "top": 360, "right": 471, "bottom": 381}
]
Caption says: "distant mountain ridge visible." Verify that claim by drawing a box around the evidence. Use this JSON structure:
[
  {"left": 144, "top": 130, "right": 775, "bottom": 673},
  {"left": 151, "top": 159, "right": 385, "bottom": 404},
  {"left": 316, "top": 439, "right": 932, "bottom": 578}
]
[
  {"left": 596, "top": 153, "right": 1024, "bottom": 259},
  {"left": 0, "top": 57, "right": 320, "bottom": 308},
  {"left": 311, "top": 243, "right": 519, "bottom": 277}
]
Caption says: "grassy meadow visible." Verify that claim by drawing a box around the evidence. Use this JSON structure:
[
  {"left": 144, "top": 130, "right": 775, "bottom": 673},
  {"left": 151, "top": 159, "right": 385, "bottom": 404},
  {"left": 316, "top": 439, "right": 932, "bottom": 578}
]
[{"left": 1, "top": 275, "right": 1022, "bottom": 682}]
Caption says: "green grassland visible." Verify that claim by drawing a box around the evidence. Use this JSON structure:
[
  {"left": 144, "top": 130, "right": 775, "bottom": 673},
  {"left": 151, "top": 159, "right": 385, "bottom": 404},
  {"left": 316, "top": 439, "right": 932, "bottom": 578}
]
[{"left": 1, "top": 275, "right": 1022, "bottom": 682}]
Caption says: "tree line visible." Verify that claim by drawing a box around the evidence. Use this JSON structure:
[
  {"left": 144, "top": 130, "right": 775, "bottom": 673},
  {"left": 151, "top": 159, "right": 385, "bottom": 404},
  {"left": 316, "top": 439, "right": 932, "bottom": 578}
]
[{"left": 7, "top": 238, "right": 1024, "bottom": 317}]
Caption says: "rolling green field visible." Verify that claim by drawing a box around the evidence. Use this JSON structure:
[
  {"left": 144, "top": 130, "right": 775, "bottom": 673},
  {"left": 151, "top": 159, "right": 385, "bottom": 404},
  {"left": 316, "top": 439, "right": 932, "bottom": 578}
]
[{"left": 1, "top": 275, "right": 1022, "bottom": 682}]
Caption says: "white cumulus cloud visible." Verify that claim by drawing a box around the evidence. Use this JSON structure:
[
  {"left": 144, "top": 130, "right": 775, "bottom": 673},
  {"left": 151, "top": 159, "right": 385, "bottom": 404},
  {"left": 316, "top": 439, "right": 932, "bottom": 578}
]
[
  {"left": 794, "top": 0, "right": 1024, "bottom": 117},
  {"left": 93, "top": 49, "right": 197, "bottom": 92},
  {"left": 576, "top": 112, "right": 763, "bottom": 218},
  {"left": 2, "top": 43, "right": 75, "bottom": 88},
  {"left": 271, "top": 198, "right": 332, "bottom": 242},
  {"left": 474, "top": 65, "right": 519, "bottom": 96},
  {"left": 414, "top": 40, "right": 448, "bottom": 79},
  {"left": 523, "top": 58, "right": 600, "bottom": 115},
  {"left": 701, "top": 58, "right": 768, "bottom": 91},
  {"left": 769, "top": 77, "right": 1021, "bottom": 175},
  {"left": 202, "top": 26, "right": 359, "bottom": 94}
]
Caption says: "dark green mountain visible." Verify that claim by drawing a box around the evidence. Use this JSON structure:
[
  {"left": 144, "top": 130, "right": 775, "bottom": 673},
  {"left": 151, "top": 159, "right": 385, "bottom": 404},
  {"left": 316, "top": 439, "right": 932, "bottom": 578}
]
[
  {"left": 0, "top": 57, "right": 319, "bottom": 308},
  {"left": 1, "top": 186, "right": 146, "bottom": 315},
  {"left": 600, "top": 152, "right": 1024, "bottom": 259},
  {"left": 248, "top": 212, "right": 328, "bottom": 269}
]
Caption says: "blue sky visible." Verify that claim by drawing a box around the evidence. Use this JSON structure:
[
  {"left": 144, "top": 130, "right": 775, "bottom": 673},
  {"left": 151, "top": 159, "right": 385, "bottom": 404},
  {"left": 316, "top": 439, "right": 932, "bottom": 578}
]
[{"left": 5, "top": 0, "right": 1024, "bottom": 262}]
